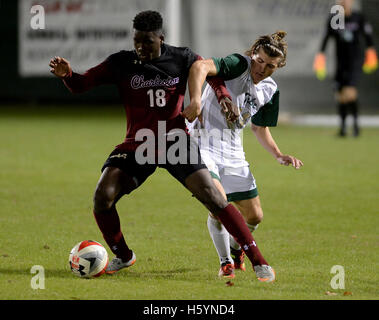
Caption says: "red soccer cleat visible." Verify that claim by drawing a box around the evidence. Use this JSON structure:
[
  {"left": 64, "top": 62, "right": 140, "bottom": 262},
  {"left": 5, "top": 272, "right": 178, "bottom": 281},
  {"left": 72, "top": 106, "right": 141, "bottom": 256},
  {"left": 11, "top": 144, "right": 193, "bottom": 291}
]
[
  {"left": 218, "top": 262, "right": 235, "bottom": 279},
  {"left": 231, "top": 247, "right": 246, "bottom": 271}
]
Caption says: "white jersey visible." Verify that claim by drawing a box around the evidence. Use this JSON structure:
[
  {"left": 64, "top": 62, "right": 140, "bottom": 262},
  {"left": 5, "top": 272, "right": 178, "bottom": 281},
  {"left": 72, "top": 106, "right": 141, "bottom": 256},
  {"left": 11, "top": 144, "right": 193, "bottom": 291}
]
[{"left": 189, "top": 54, "right": 279, "bottom": 168}]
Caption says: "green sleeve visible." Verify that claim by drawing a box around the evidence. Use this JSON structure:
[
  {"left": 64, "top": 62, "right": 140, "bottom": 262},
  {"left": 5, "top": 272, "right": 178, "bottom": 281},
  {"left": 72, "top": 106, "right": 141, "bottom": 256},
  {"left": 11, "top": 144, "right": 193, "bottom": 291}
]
[
  {"left": 251, "top": 90, "right": 280, "bottom": 127},
  {"left": 212, "top": 54, "right": 248, "bottom": 80}
]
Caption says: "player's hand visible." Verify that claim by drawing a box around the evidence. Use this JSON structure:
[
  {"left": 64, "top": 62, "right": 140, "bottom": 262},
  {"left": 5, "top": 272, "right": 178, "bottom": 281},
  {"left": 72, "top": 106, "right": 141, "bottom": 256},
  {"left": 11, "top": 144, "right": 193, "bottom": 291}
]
[
  {"left": 220, "top": 97, "right": 240, "bottom": 122},
  {"left": 49, "top": 56, "right": 71, "bottom": 78},
  {"left": 276, "top": 154, "right": 303, "bottom": 169},
  {"left": 181, "top": 99, "right": 201, "bottom": 122},
  {"left": 363, "top": 48, "right": 378, "bottom": 74},
  {"left": 313, "top": 53, "right": 326, "bottom": 80}
]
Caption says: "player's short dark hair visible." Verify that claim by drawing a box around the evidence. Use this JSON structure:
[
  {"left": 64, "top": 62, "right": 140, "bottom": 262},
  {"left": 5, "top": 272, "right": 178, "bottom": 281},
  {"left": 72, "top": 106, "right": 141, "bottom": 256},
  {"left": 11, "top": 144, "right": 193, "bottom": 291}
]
[{"left": 133, "top": 10, "right": 163, "bottom": 32}]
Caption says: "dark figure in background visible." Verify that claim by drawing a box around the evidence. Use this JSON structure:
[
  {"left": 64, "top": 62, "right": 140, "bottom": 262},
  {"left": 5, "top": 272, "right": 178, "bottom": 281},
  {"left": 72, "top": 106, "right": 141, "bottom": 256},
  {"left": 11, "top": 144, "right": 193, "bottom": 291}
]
[{"left": 313, "top": 0, "right": 377, "bottom": 137}]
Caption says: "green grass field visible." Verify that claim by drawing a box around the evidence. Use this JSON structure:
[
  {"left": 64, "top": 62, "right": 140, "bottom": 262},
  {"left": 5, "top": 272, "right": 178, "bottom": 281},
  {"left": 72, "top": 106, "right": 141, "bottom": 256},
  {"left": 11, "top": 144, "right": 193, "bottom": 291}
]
[{"left": 0, "top": 105, "right": 378, "bottom": 300}]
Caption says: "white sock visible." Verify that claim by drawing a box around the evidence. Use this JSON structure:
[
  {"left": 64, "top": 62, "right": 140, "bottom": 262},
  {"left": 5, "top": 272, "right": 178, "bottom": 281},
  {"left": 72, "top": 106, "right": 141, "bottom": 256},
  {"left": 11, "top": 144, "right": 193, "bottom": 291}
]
[
  {"left": 229, "top": 222, "right": 259, "bottom": 250},
  {"left": 207, "top": 214, "right": 233, "bottom": 265}
]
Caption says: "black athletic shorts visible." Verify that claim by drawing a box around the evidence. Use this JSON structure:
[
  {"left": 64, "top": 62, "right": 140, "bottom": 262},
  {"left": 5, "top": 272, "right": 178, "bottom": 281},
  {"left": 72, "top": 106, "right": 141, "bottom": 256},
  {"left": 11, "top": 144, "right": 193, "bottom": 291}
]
[
  {"left": 101, "top": 134, "right": 207, "bottom": 190},
  {"left": 335, "top": 59, "right": 362, "bottom": 91},
  {"left": 335, "top": 70, "right": 360, "bottom": 91}
]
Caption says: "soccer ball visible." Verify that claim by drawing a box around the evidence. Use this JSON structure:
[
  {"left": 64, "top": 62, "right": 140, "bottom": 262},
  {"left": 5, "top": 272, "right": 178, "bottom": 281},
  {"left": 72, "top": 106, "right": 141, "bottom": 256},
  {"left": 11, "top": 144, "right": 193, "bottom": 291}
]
[{"left": 69, "top": 240, "right": 108, "bottom": 278}]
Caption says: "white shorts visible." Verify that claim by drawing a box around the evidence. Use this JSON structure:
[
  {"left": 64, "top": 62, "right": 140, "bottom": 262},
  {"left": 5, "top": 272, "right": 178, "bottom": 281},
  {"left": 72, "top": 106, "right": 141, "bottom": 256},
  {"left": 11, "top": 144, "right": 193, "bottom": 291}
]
[{"left": 200, "top": 150, "right": 258, "bottom": 202}]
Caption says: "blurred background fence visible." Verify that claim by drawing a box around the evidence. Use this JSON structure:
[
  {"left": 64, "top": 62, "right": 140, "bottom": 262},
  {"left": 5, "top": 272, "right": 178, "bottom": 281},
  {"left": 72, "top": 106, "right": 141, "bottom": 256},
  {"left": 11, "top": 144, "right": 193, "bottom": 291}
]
[{"left": 1, "top": 0, "right": 378, "bottom": 116}]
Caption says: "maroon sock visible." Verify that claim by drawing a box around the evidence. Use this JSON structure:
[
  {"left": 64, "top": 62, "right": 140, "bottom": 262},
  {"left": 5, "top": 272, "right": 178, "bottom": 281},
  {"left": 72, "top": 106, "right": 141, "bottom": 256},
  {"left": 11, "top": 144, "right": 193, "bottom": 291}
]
[
  {"left": 93, "top": 207, "right": 133, "bottom": 262},
  {"left": 217, "top": 204, "right": 268, "bottom": 267}
]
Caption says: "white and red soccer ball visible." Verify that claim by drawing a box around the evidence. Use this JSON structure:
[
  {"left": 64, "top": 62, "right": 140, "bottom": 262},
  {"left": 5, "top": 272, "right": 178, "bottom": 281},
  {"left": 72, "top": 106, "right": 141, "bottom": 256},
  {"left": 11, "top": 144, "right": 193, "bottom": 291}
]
[{"left": 69, "top": 240, "right": 108, "bottom": 278}]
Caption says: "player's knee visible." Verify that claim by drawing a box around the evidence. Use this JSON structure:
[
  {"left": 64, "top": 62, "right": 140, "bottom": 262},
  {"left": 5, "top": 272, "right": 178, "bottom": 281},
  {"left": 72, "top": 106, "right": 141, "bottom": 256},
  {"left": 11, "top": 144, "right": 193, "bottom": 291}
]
[
  {"left": 93, "top": 185, "right": 116, "bottom": 213},
  {"left": 208, "top": 188, "right": 228, "bottom": 214},
  {"left": 200, "top": 185, "right": 228, "bottom": 212},
  {"left": 338, "top": 87, "right": 357, "bottom": 103},
  {"left": 245, "top": 206, "right": 263, "bottom": 225},
  {"left": 247, "top": 212, "right": 263, "bottom": 225}
]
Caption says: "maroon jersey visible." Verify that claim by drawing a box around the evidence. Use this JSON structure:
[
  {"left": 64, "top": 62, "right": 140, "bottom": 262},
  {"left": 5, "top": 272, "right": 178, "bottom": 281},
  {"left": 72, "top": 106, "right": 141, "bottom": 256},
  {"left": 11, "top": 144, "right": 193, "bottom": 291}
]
[{"left": 63, "top": 44, "right": 229, "bottom": 151}]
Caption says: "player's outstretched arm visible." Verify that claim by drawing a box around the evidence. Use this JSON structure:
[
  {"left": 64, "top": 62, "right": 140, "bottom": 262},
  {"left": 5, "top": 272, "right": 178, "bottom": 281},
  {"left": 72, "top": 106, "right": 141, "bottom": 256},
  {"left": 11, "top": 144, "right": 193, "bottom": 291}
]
[
  {"left": 49, "top": 55, "right": 114, "bottom": 93},
  {"left": 251, "top": 123, "right": 303, "bottom": 169}
]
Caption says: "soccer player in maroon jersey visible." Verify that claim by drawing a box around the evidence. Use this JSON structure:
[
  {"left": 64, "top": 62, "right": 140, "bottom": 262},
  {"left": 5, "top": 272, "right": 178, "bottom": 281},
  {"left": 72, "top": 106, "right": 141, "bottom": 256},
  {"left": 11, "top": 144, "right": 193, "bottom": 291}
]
[{"left": 49, "top": 10, "right": 275, "bottom": 281}]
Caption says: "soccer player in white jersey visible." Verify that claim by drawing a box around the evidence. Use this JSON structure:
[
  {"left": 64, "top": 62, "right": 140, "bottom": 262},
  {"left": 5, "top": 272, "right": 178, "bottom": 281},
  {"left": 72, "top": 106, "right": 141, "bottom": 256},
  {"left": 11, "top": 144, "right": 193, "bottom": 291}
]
[{"left": 184, "top": 31, "right": 303, "bottom": 279}]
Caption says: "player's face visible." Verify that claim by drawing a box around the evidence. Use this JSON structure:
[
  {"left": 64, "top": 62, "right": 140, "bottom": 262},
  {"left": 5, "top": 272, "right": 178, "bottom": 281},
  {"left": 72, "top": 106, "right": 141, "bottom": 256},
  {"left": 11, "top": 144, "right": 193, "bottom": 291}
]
[
  {"left": 133, "top": 30, "right": 164, "bottom": 62},
  {"left": 250, "top": 48, "right": 281, "bottom": 84},
  {"left": 337, "top": 0, "right": 354, "bottom": 12}
]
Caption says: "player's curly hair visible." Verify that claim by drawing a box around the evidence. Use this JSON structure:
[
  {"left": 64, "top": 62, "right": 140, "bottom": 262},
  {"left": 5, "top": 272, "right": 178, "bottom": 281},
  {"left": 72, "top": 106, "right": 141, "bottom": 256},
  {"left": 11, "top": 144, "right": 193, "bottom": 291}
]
[
  {"left": 245, "top": 31, "right": 288, "bottom": 68},
  {"left": 133, "top": 10, "right": 163, "bottom": 33}
]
